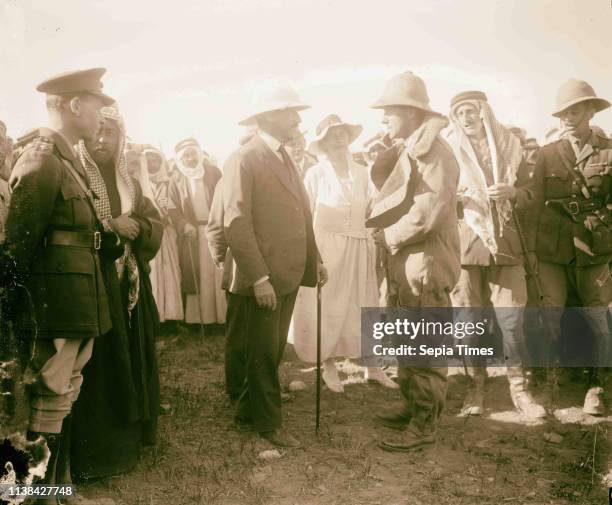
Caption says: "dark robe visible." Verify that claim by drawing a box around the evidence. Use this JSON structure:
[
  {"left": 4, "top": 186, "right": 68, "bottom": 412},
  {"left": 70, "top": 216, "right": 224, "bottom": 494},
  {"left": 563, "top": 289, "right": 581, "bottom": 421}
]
[
  {"left": 173, "top": 163, "right": 222, "bottom": 295},
  {"left": 71, "top": 174, "right": 163, "bottom": 481}
]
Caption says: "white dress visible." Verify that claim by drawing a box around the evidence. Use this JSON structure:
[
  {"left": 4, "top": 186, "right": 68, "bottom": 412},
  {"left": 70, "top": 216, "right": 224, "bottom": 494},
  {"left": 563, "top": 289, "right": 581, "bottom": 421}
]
[{"left": 289, "top": 157, "right": 379, "bottom": 362}]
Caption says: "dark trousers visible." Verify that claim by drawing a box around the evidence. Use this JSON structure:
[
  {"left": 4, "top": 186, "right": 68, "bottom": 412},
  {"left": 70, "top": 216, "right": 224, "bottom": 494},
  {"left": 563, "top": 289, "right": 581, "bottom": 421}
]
[
  {"left": 392, "top": 282, "right": 452, "bottom": 435},
  {"left": 225, "top": 292, "right": 248, "bottom": 399},
  {"left": 234, "top": 289, "right": 298, "bottom": 432},
  {"left": 538, "top": 261, "right": 612, "bottom": 382}
]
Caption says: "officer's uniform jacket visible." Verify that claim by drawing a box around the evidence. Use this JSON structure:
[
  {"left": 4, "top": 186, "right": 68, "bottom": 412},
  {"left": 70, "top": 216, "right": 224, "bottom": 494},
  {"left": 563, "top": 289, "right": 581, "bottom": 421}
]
[
  {"left": 4, "top": 128, "right": 112, "bottom": 339},
  {"left": 532, "top": 131, "right": 611, "bottom": 267}
]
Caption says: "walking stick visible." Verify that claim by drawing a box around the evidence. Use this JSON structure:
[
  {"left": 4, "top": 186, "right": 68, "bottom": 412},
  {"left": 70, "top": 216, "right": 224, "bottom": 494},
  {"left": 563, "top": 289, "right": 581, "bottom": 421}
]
[
  {"left": 512, "top": 212, "right": 558, "bottom": 403},
  {"left": 316, "top": 281, "right": 322, "bottom": 435},
  {"left": 187, "top": 237, "right": 206, "bottom": 340}
]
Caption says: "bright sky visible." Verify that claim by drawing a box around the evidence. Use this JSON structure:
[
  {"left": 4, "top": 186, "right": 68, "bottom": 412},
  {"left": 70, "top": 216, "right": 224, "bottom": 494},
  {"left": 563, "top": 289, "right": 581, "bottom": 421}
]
[{"left": 1, "top": 0, "right": 611, "bottom": 162}]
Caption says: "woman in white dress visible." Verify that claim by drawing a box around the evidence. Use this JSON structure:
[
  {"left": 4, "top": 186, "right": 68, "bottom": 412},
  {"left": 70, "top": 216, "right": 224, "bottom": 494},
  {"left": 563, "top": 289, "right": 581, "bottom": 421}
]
[{"left": 289, "top": 115, "right": 398, "bottom": 392}]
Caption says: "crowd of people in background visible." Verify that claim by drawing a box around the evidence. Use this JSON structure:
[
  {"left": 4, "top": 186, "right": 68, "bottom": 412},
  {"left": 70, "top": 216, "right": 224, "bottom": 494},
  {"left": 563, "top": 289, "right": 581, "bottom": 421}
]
[{"left": 0, "top": 67, "right": 610, "bottom": 503}]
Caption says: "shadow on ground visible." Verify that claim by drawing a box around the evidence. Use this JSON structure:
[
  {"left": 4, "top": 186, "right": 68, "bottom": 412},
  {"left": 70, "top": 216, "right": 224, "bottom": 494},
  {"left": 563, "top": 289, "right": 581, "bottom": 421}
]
[{"left": 81, "top": 327, "right": 609, "bottom": 505}]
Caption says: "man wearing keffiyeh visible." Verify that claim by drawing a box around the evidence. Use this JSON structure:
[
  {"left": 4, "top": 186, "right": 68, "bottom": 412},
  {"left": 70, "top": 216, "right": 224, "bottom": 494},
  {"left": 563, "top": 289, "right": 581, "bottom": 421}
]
[
  {"left": 173, "top": 137, "right": 227, "bottom": 327},
  {"left": 445, "top": 91, "right": 546, "bottom": 420},
  {"left": 142, "top": 145, "right": 185, "bottom": 323},
  {"left": 69, "top": 105, "right": 164, "bottom": 482}
]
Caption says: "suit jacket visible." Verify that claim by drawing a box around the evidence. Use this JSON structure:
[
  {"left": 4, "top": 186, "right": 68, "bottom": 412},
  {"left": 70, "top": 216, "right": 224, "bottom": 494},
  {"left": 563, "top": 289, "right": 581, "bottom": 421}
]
[
  {"left": 221, "top": 135, "right": 318, "bottom": 296},
  {"left": 205, "top": 182, "right": 233, "bottom": 291},
  {"left": 206, "top": 183, "right": 228, "bottom": 268},
  {"left": 532, "top": 133, "right": 612, "bottom": 266},
  {"left": 4, "top": 128, "right": 112, "bottom": 339}
]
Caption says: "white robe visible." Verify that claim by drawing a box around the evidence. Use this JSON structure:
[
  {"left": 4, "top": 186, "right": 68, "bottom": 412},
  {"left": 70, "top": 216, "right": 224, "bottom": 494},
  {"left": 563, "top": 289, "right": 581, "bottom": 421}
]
[
  {"left": 184, "top": 177, "right": 227, "bottom": 324},
  {"left": 150, "top": 225, "right": 184, "bottom": 322},
  {"left": 289, "top": 157, "right": 379, "bottom": 362}
]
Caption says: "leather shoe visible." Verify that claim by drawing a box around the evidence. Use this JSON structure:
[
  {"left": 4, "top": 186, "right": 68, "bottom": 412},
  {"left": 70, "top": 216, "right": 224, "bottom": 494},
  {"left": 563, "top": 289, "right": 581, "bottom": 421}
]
[
  {"left": 379, "top": 427, "right": 434, "bottom": 452},
  {"left": 375, "top": 409, "right": 411, "bottom": 431},
  {"left": 259, "top": 429, "right": 301, "bottom": 448}
]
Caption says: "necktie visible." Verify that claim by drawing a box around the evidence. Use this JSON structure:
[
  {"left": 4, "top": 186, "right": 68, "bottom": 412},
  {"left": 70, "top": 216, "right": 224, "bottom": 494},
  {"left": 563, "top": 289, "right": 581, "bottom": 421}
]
[
  {"left": 278, "top": 145, "right": 306, "bottom": 209},
  {"left": 278, "top": 145, "right": 295, "bottom": 172}
]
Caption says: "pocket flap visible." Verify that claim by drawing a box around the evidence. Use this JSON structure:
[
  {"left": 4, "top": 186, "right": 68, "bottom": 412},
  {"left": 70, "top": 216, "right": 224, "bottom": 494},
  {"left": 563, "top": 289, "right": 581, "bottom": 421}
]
[
  {"left": 546, "top": 170, "right": 569, "bottom": 180},
  {"left": 60, "top": 182, "right": 82, "bottom": 200}
]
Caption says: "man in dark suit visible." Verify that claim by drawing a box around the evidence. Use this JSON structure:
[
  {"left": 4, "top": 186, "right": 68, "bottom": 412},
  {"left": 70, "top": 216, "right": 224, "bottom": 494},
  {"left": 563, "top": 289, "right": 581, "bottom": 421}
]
[
  {"left": 3, "top": 68, "right": 116, "bottom": 502},
  {"left": 532, "top": 79, "right": 611, "bottom": 415},
  {"left": 221, "top": 81, "right": 327, "bottom": 448}
]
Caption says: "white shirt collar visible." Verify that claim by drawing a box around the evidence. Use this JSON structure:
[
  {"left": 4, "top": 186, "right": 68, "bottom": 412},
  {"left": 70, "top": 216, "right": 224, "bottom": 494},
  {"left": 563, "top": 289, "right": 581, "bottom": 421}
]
[
  {"left": 567, "top": 129, "right": 596, "bottom": 158},
  {"left": 258, "top": 131, "right": 283, "bottom": 159}
]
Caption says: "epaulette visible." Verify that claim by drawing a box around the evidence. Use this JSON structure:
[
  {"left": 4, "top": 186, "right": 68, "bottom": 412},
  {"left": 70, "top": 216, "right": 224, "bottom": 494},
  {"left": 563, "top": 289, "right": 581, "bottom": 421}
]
[
  {"left": 29, "top": 136, "right": 55, "bottom": 154},
  {"left": 14, "top": 128, "right": 41, "bottom": 150},
  {"left": 15, "top": 128, "right": 55, "bottom": 153},
  {"left": 12, "top": 131, "right": 55, "bottom": 167}
]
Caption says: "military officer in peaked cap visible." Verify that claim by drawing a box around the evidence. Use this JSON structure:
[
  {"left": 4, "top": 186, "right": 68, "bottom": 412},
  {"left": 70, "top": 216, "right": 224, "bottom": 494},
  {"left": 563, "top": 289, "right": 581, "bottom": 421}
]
[
  {"left": 3, "top": 68, "right": 119, "bottom": 503},
  {"left": 532, "top": 79, "right": 612, "bottom": 415}
]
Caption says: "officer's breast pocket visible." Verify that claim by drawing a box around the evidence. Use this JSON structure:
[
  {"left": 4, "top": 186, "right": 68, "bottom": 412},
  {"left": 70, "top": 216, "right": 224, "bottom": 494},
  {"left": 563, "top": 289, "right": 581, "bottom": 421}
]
[
  {"left": 545, "top": 170, "right": 570, "bottom": 199},
  {"left": 28, "top": 248, "right": 97, "bottom": 332},
  {"left": 586, "top": 150, "right": 612, "bottom": 194},
  {"left": 585, "top": 166, "right": 610, "bottom": 197},
  {"left": 55, "top": 182, "right": 91, "bottom": 229}
]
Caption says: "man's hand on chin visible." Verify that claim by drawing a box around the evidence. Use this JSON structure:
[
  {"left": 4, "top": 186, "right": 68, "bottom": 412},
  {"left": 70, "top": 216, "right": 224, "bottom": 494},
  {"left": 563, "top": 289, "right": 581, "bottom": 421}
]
[
  {"left": 254, "top": 279, "right": 277, "bottom": 311},
  {"left": 317, "top": 262, "right": 328, "bottom": 287}
]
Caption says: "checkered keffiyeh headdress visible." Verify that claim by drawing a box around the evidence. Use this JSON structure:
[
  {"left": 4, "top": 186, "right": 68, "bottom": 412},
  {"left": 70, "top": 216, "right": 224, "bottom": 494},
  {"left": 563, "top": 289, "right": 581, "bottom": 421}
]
[
  {"left": 77, "top": 105, "right": 140, "bottom": 313},
  {"left": 448, "top": 93, "right": 523, "bottom": 256}
]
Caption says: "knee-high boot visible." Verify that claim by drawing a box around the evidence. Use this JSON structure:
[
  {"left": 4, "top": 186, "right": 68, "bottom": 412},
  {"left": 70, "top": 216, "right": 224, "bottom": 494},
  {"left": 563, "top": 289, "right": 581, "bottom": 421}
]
[
  {"left": 55, "top": 414, "right": 73, "bottom": 489},
  {"left": 26, "top": 430, "right": 61, "bottom": 505}
]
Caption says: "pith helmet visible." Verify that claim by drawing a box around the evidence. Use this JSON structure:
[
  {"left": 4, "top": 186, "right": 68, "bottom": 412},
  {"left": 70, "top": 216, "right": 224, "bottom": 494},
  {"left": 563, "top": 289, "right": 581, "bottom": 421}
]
[
  {"left": 371, "top": 71, "right": 434, "bottom": 113},
  {"left": 552, "top": 79, "right": 610, "bottom": 117},
  {"left": 240, "top": 79, "right": 310, "bottom": 126}
]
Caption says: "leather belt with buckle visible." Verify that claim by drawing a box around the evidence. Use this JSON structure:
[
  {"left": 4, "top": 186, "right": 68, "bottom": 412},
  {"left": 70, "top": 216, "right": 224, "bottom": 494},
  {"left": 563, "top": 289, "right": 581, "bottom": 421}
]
[
  {"left": 44, "top": 230, "right": 101, "bottom": 250},
  {"left": 563, "top": 198, "right": 603, "bottom": 216}
]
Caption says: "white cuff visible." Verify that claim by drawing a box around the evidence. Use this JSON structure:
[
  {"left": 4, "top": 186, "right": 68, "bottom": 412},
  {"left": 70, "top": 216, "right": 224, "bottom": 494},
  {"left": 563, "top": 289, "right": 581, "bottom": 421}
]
[{"left": 253, "top": 275, "right": 269, "bottom": 287}]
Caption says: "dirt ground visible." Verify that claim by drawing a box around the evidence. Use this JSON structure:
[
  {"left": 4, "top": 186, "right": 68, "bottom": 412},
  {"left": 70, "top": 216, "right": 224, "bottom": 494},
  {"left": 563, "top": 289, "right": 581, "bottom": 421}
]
[{"left": 81, "top": 326, "right": 610, "bottom": 505}]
